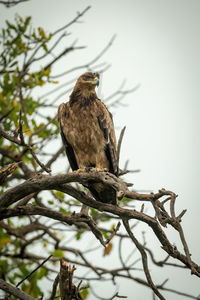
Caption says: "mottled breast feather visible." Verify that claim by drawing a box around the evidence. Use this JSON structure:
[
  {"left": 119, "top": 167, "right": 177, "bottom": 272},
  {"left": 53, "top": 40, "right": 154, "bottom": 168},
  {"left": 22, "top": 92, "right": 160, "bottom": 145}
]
[{"left": 58, "top": 98, "right": 118, "bottom": 175}]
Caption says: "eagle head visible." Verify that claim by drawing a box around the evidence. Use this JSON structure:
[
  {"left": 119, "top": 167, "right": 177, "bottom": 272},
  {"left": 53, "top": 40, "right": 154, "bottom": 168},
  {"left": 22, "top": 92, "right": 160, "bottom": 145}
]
[{"left": 78, "top": 72, "right": 100, "bottom": 88}]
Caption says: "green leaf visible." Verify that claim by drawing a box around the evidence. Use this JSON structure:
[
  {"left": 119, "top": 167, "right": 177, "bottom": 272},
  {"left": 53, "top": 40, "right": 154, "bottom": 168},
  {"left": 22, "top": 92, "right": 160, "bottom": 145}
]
[
  {"left": 0, "top": 260, "right": 9, "bottom": 277},
  {"left": 56, "top": 190, "right": 65, "bottom": 200},
  {"left": 90, "top": 207, "right": 99, "bottom": 217},
  {"left": 38, "top": 27, "right": 46, "bottom": 39},
  {"left": 43, "top": 240, "right": 48, "bottom": 248},
  {"left": 37, "top": 267, "right": 47, "bottom": 279},
  {"left": 0, "top": 237, "right": 11, "bottom": 249},
  {"left": 76, "top": 231, "right": 84, "bottom": 240},
  {"left": 102, "top": 231, "right": 109, "bottom": 239},
  {"left": 59, "top": 207, "right": 70, "bottom": 214},
  {"left": 19, "top": 263, "right": 30, "bottom": 276},
  {"left": 22, "top": 281, "right": 42, "bottom": 298},
  {"left": 42, "top": 43, "right": 48, "bottom": 52},
  {"left": 80, "top": 288, "right": 89, "bottom": 299},
  {"left": 24, "top": 16, "right": 31, "bottom": 28},
  {"left": 0, "top": 227, "right": 11, "bottom": 249},
  {"left": 6, "top": 20, "right": 16, "bottom": 31},
  {"left": 52, "top": 249, "right": 63, "bottom": 258},
  {"left": 48, "top": 200, "right": 54, "bottom": 205}
]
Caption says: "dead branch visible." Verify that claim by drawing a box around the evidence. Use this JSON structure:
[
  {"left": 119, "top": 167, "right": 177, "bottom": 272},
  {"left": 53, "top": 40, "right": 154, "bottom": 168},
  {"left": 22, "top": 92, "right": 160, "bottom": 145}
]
[
  {"left": 122, "top": 219, "right": 164, "bottom": 300},
  {"left": 49, "top": 274, "right": 59, "bottom": 300},
  {"left": 105, "top": 221, "right": 121, "bottom": 244},
  {"left": 0, "top": 279, "right": 36, "bottom": 300},
  {"left": 0, "top": 0, "right": 29, "bottom": 7},
  {"left": 1, "top": 170, "right": 200, "bottom": 280},
  {"left": 117, "top": 126, "right": 126, "bottom": 167},
  {"left": 59, "top": 258, "right": 83, "bottom": 300},
  {"left": 110, "top": 292, "right": 127, "bottom": 299},
  {"left": 51, "top": 35, "right": 116, "bottom": 79},
  {"left": 0, "top": 162, "right": 20, "bottom": 185}
]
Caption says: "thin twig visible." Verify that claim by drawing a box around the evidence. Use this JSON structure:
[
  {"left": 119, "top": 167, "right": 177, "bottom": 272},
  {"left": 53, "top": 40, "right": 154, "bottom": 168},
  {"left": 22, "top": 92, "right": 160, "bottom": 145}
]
[
  {"left": 49, "top": 274, "right": 59, "bottom": 300},
  {"left": 110, "top": 292, "right": 127, "bottom": 299},
  {"left": 16, "top": 254, "right": 52, "bottom": 287},
  {"left": 0, "top": 107, "right": 15, "bottom": 122},
  {"left": 51, "top": 35, "right": 116, "bottom": 79},
  {"left": 105, "top": 222, "right": 121, "bottom": 244},
  {"left": 117, "top": 126, "right": 126, "bottom": 166}
]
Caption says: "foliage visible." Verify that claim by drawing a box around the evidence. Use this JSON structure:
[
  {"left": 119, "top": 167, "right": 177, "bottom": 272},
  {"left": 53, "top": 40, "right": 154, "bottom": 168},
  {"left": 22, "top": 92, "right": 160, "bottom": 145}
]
[{"left": 0, "top": 10, "right": 133, "bottom": 300}]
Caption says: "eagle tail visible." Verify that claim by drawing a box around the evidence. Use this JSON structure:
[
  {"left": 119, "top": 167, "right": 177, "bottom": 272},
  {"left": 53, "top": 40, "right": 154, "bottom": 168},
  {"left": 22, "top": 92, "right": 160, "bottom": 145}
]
[{"left": 88, "top": 183, "right": 117, "bottom": 205}]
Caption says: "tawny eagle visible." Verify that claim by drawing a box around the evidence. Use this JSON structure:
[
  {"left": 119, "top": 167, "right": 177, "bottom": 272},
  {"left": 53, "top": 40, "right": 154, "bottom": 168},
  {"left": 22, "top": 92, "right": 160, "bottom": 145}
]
[{"left": 58, "top": 72, "right": 118, "bottom": 204}]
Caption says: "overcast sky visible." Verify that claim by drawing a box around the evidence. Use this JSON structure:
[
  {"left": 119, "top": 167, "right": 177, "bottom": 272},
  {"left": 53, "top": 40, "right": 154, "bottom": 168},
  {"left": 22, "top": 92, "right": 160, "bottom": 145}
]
[{"left": 1, "top": 0, "right": 200, "bottom": 299}]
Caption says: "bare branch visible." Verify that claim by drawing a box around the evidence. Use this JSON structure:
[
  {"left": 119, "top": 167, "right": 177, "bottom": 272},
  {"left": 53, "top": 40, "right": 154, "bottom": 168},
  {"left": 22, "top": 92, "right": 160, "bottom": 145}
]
[
  {"left": 122, "top": 219, "right": 165, "bottom": 300},
  {"left": 0, "top": 162, "right": 20, "bottom": 185},
  {"left": 51, "top": 35, "right": 116, "bottom": 79},
  {"left": 0, "top": 171, "right": 200, "bottom": 279},
  {"left": 110, "top": 292, "right": 127, "bottom": 299},
  {"left": 59, "top": 258, "right": 83, "bottom": 300},
  {"left": 105, "top": 221, "right": 121, "bottom": 244},
  {"left": 0, "top": 279, "right": 36, "bottom": 300},
  {"left": 0, "top": 0, "right": 29, "bottom": 7},
  {"left": 49, "top": 274, "right": 59, "bottom": 300},
  {"left": 117, "top": 126, "right": 126, "bottom": 166},
  {"left": 52, "top": 6, "right": 91, "bottom": 37}
]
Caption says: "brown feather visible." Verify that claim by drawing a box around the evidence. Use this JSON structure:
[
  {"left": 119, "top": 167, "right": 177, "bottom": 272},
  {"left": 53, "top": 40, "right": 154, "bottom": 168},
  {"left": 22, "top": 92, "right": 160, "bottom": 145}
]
[{"left": 58, "top": 72, "right": 118, "bottom": 204}]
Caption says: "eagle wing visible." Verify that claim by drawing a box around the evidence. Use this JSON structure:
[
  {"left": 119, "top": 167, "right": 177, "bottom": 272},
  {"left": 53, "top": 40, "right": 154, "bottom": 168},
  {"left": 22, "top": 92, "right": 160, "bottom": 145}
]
[
  {"left": 58, "top": 103, "right": 78, "bottom": 171},
  {"left": 96, "top": 100, "right": 118, "bottom": 176}
]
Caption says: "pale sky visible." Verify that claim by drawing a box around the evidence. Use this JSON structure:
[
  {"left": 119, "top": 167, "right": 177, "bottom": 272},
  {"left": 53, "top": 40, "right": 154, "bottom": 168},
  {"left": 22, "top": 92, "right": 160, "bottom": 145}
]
[{"left": 1, "top": 1, "right": 200, "bottom": 299}]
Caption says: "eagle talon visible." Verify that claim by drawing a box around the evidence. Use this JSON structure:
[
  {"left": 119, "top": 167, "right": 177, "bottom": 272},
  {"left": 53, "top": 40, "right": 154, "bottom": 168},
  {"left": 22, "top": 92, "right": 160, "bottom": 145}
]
[
  {"left": 74, "top": 168, "right": 86, "bottom": 173},
  {"left": 90, "top": 167, "right": 108, "bottom": 173},
  {"left": 85, "top": 167, "right": 93, "bottom": 172}
]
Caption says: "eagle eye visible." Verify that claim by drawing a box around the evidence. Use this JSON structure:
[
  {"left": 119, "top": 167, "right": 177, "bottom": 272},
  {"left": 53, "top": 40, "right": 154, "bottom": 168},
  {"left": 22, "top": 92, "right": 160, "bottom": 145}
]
[
  {"left": 93, "top": 72, "right": 99, "bottom": 77},
  {"left": 82, "top": 74, "right": 92, "bottom": 81},
  {"left": 83, "top": 75, "right": 90, "bottom": 80},
  {"left": 81, "top": 72, "right": 99, "bottom": 82}
]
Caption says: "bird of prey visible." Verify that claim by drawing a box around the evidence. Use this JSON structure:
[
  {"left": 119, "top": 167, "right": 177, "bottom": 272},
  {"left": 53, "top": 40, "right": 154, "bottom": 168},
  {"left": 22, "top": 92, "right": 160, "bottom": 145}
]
[{"left": 58, "top": 72, "right": 118, "bottom": 204}]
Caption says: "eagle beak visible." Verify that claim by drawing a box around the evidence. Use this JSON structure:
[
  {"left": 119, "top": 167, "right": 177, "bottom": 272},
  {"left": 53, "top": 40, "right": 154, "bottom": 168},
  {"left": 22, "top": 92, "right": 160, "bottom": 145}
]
[
  {"left": 95, "top": 79, "right": 99, "bottom": 87},
  {"left": 90, "top": 77, "right": 99, "bottom": 87}
]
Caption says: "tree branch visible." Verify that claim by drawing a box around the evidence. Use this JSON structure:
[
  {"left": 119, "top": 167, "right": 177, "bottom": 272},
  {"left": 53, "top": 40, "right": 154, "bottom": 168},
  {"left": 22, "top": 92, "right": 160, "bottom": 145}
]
[
  {"left": 0, "top": 279, "right": 36, "bottom": 300},
  {"left": 59, "top": 258, "right": 83, "bottom": 300},
  {"left": 1, "top": 171, "right": 199, "bottom": 278},
  {"left": 122, "top": 219, "right": 165, "bottom": 300},
  {"left": 0, "top": 0, "right": 29, "bottom": 7}
]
